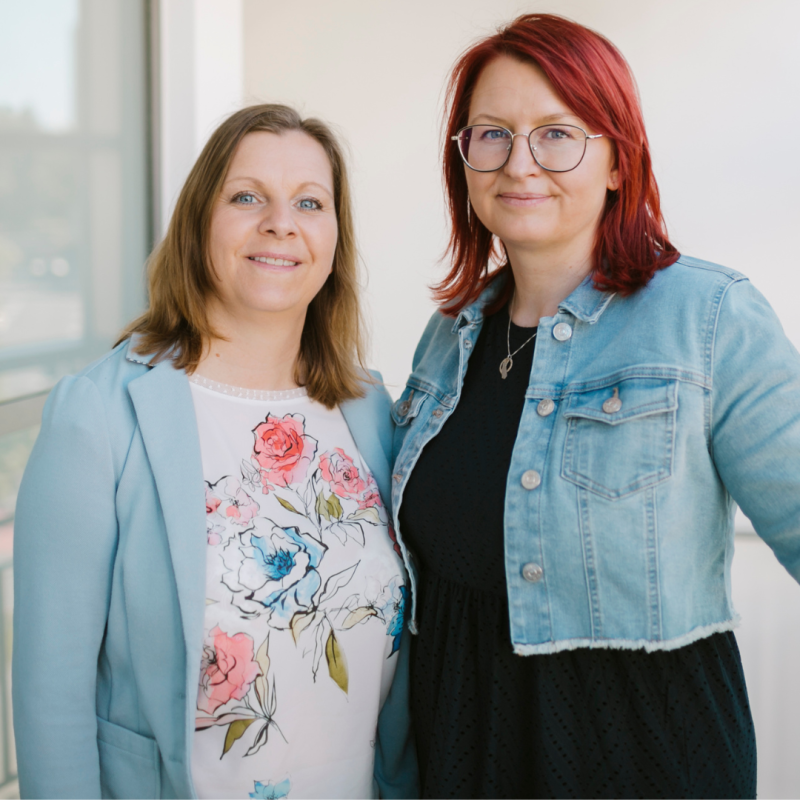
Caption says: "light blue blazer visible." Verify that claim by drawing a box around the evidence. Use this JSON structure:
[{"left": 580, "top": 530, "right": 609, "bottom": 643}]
[{"left": 12, "top": 337, "right": 418, "bottom": 799}]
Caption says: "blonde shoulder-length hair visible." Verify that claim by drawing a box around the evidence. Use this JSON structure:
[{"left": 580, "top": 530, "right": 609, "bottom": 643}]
[{"left": 119, "top": 104, "right": 366, "bottom": 408}]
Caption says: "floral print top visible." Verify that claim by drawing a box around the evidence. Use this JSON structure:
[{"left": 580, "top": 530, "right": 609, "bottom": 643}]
[{"left": 189, "top": 377, "right": 406, "bottom": 800}]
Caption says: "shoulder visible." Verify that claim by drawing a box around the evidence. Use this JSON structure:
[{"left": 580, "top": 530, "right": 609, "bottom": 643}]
[
  {"left": 643, "top": 255, "right": 748, "bottom": 298},
  {"left": 42, "top": 340, "right": 149, "bottom": 448},
  {"left": 613, "top": 255, "right": 753, "bottom": 327},
  {"left": 74, "top": 338, "right": 149, "bottom": 390},
  {"left": 669, "top": 254, "right": 746, "bottom": 282},
  {"left": 410, "top": 309, "right": 459, "bottom": 372},
  {"left": 348, "top": 369, "right": 393, "bottom": 421}
]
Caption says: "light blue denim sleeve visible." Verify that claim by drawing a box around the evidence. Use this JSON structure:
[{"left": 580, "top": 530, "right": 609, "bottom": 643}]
[
  {"left": 373, "top": 628, "right": 419, "bottom": 799},
  {"left": 13, "top": 376, "right": 117, "bottom": 799},
  {"left": 711, "top": 278, "right": 800, "bottom": 578}
]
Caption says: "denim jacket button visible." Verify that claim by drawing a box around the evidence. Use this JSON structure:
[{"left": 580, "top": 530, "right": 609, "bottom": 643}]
[
  {"left": 392, "top": 473, "right": 402, "bottom": 484},
  {"left": 553, "top": 322, "right": 573, "bottom": 341},
  {"left": 602, "top": 387, "right": 622, "bottom": 414},
  {"left": 521, "top": 469, "right": 541, "bottom": 490},
  {"left": 522, "top": 562, "right": 544, "bottom": 583},
  {"left": 433, "top": 408, "right": 443, "bottom": 418},
  {"left": 464, "top": 339, "right": 473, "bottom": 349},
  {"left": 537, "top": 398, "right": 555, "bottom": 416}
]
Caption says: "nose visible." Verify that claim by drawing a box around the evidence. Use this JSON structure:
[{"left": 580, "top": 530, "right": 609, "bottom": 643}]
[
  {"left": 258, "top": 200, "right": 298, "bottom": 239},
  {"left": 503, "top": 132, "right": 542, "bottom": 179}
]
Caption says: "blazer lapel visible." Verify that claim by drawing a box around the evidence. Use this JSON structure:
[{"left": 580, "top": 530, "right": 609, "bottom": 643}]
[
  {"left": 340, "top": 385, "right": 393, "bottom": 512},
  {"left": 127, "top": 358, "right": 207, "bottom": 690}
]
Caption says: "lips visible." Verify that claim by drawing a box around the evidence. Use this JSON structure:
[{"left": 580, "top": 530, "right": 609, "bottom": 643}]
[{"left": 498, "top": 192, "right": 550, "bottom": 207}]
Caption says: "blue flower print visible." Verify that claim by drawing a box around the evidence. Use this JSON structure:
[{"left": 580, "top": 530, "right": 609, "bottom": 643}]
[
  {"left": 362, "top": 576, "right": 406, "bottom": 656},
  {"left": 386, "top": 584, "right": 407, "bottom": 655},
  {"left": 222, "top": 517, "right": 326, "bottom": 626},
  {"left": 249, "top": 778, "right": 290, "bottom": 799}
]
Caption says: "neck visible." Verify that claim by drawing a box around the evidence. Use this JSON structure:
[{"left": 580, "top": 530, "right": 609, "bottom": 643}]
[
  {"left": 504, "top": 239, "right": 594, "bottom": 327},
  {"left": 195, "top": 302, "right": 305, "bottom": 391}
]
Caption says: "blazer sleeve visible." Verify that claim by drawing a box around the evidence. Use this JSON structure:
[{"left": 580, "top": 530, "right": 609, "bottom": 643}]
[
  {"left": 373, "top": 628, "right": 419, "bottom": 799},
  {"left": 710, "top": 278, "right": 800, "bottom": 578},
  {"left": 13, "top": 376, "right": 119, "bottom": 799}
]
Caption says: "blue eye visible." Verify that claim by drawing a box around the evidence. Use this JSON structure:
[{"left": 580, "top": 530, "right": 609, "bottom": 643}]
[
  {"left": 298, "top": 198, "right": 322, "bottom": 211},
  {"left": 481, "top": 127, "right": 511, "bottom": 141},
  {"left": 233, "top": 192, "right": 257, "bottom": 204},
  {"left": 542, "top": 127, "right": 576, "bottom": 141}
]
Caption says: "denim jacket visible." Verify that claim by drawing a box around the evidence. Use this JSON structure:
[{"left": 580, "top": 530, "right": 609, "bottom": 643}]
[{"left": 390, "top": 255, "right": 800, "bottom": 655}]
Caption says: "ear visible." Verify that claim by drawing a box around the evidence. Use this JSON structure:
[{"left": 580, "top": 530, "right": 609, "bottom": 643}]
[{"left": 607, "top": 165, "right": 620, "bottom": 192}]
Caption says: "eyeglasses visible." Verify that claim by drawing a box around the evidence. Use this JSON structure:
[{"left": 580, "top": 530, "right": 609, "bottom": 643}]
[{"left": 451, "top": 124, "right": 604, "bottom": 173}]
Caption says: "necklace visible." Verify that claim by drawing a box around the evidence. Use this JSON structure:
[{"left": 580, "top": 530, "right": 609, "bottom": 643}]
[{"left": 499, "top": 299, "right": 537, "bottom": 379}]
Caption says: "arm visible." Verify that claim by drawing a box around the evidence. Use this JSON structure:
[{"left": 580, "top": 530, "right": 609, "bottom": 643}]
[
  {"left": 373, "top": 628, "right": 419, "bottom": 799},
  {"left": 13, "top": 376, "right": 120, "bottom": 798},
  {"left": 710, "top": 279, "right": 800, "bottom": 578}
]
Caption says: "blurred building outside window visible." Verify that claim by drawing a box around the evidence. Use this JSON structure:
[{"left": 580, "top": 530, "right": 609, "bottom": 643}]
[{"left": 0, "top": 1, "right": 151, "bottom": 792}]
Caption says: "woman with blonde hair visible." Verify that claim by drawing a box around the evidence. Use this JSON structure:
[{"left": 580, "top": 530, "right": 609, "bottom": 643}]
[{"left": 13, "top": 104, "right": 416, "bottom": 800}]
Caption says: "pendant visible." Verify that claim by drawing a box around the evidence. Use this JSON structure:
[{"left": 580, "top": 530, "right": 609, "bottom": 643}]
[{"left": 499, "top": 356, "right": 513, "bottom": 379}]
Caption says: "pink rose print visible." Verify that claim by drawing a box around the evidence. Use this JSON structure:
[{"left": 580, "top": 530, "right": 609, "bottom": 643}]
[
  {"left": 207, "top": 523, "right": 225, "bottom": 546},
  {"left": 205, "top": 484, "right": 221, "bottom": 515},
  {"left": 320, "top": 448, "right": 366, "bottom": 499},
  {"left": 251, "top": 413, "right": 317, "bottom": 491},
  {"left": 358, "top": 476, "right": 383, "bottom": 510},
  {"left": 197, "top": 626, "right": 261, "bottom": 715},
  {"left": 224, "top": 478, "right": 259, "bottom": 526}
]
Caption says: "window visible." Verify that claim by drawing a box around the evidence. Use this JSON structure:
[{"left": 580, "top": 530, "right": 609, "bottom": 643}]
[{"left": 0, "top": 0, "right": 151, "bottom": 528}]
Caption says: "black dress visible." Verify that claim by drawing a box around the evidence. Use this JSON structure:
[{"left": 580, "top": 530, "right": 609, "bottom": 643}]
[{"left": 399, "top": 305, "right": 757, "bottom": 799}]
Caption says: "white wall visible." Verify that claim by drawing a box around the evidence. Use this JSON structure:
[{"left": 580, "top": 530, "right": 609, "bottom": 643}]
[
  {"left": 242, "top": 0, "right": 800, "bottom": 397},
  {"left": 157, "top": 0, "right": 243, "bottom": 237}
]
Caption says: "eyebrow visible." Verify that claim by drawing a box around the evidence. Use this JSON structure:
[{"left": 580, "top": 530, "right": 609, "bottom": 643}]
[
  {"left": 468, "top": 112, "right": 583, "bottom": 127},
  {"left": 224, "top": 176, "right": 334, "bottom": 197}
]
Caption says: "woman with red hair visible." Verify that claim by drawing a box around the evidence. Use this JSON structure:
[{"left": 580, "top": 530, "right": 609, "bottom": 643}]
[{"left": 389, "top": 13, "right": 800, "bottom": 798}]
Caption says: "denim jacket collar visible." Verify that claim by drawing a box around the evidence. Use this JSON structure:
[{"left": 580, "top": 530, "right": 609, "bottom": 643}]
[
  {"left": 452, "top": 272, "right": 616, "bottom": 332},
  {"left": 451, "top": 276, "right": 505, "bottom": 332},
  {"left": 558, "top": 277, "right": 616, "bottom": 323}
]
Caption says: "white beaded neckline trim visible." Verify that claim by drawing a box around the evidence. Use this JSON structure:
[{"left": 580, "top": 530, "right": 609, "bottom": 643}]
[{"left": 189, "top": 374, "right": 308, "bottom": 401}]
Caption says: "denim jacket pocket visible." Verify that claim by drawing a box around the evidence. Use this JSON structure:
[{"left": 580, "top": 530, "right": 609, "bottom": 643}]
[{"left": 561, "top": 377, "right": 678, "bottom": 500}]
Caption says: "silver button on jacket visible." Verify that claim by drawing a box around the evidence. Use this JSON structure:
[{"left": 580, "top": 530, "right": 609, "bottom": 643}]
[
  {"left": 390, "top": 257, "right": 800, "bottom": 656},
  {"left": 522, "top": 563, "right": 544, "bottom": 583},
  {"left": 553, "top": 322, "right": 573, "bottom": 341},
  {"left": 537, "top": 398, "right": 555, "bottom": 416},
  {"left": 521, "top": 469, "right": 541, "bottom": 490}
]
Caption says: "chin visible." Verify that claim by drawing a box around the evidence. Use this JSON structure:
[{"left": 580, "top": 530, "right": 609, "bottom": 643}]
[{"left": 495, "top": 225, "right": 558, "bottom": 248}]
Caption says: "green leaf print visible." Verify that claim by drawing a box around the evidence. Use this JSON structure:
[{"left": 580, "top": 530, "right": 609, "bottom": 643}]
[
  {"left": 276, "top": 496, "right": 302, "bottom": 515},
  {"left": 325, "top": 630, "right": 348, "bottom": 694},
  {"left": 222, "top": 718, "right": 257, "bottom": 757}
]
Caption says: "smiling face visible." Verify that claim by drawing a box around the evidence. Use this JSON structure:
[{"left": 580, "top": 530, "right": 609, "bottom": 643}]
[
  {"left": 464, "top": 55, "right": 619, "bottom": 266},
  {"left": 207, "top": 130, "right": 338, "bottom": 325}
]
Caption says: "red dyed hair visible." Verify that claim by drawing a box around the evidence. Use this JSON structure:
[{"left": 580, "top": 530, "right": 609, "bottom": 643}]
[{"left": 436, "top": 13, "right": 679, "bottom": 315}]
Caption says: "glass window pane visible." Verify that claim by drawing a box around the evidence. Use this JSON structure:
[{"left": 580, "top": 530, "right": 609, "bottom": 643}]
[{"left": 0, "top": 0, "right": 151, "bottom": 404}]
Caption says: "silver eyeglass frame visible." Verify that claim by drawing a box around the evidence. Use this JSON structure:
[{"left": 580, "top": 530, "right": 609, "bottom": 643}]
[{"left": 451, "top": 123, "right": 604, "bottom": 173}]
